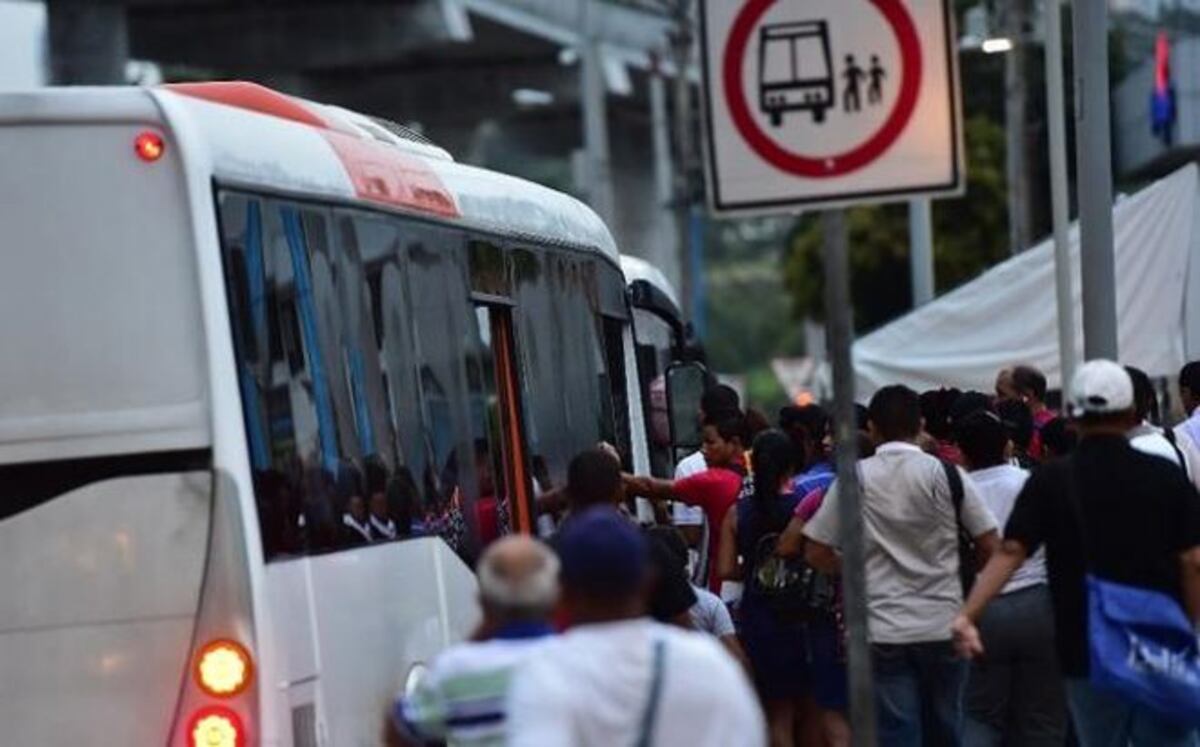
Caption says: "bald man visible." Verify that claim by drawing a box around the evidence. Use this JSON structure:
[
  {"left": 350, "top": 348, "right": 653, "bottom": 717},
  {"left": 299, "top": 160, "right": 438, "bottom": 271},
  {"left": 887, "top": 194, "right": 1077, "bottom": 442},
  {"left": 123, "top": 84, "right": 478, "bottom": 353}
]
[{"left": 391, "top": 536, "right": 559, "bottom": 747}]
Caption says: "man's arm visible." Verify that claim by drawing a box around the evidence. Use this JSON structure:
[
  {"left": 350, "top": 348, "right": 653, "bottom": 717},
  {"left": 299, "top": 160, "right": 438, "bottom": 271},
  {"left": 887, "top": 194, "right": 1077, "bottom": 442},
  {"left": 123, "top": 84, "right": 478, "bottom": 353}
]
[
  {"left": 1180, "top": 546, "right": 1200, "bottom": 628},
  {"left": 720, "top": 634, "right": 751, "bottom": 673},
  {"left": 717, "top": 509, "right": 741, "bottom": 581},
  {"left": 534, "top": 486, "right": 567, "bottom": 516},
  {"left": 951, "top": 538, "right": 1028, "bottom": 658},
  {"left": 973, "top": 529, "right": 1001, "bottom": 567},
  {"left": 621, "top": 473, "right": 676, "bottom": 502},
  {"left": 777, "top": 515, "right": 807, "bottom": 558},
  {"left": 805, "top": 539, "right": 841, "bottom": 575},
  {"left": 800, "top": 482, "right": 841, "bottom": 573}
]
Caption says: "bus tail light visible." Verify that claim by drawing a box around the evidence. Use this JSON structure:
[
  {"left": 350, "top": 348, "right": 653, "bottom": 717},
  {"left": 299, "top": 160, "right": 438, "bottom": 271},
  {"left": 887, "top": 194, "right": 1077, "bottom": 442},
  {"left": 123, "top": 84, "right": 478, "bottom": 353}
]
[
  {"left": 188, "top": 705, "right": 245, "bottom": 747},
  {"left": 195, "top": 639, "right": 253, "bottom": 697},
  {"left": 169, "top": 478, "right": 258, "bottom": 746}
]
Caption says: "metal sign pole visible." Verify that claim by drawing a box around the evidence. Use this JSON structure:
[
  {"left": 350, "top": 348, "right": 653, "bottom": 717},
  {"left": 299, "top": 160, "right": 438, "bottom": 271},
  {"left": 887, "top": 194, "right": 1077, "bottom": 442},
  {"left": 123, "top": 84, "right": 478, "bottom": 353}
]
[
  {"left": 909, "top": 197, "right": 934, "bottom": 307},
  {"left": 822, "top": 210, "right": 876, "bottom": 745}
]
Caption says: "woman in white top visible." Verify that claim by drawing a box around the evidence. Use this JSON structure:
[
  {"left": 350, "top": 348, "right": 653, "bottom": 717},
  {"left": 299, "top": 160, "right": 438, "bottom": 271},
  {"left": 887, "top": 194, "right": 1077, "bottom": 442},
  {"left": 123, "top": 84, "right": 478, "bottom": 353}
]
[{"left": 957, "top": 409, "right": 1068, "bottom": 747}]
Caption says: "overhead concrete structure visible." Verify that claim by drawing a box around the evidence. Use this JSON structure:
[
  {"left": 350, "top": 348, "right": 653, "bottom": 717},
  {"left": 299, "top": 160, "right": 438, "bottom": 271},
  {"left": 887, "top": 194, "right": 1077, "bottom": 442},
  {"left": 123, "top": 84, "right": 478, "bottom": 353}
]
[{"left": 40, "top": 0, "right": 692, "bottom": 292}]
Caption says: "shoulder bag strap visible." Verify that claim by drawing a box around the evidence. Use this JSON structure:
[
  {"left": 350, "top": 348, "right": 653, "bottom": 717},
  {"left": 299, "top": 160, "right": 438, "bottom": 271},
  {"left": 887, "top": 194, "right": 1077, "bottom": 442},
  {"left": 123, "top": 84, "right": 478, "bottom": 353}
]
[
  {"left": 1163, "top": 428, "right": 1190, "bottom": 477},
  {"left": 940, "top": 459, "right": 965, "bottom": 528},
  {"left": 634, "top": 638, "right": 668, "bottom": 747}
]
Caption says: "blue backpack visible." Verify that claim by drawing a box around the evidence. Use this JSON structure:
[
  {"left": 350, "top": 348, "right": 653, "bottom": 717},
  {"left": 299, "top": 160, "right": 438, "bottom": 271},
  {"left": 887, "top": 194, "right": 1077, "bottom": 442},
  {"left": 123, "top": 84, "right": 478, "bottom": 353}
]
[{"left": 1067, "top": 465, "right": 1200, "bottom": 725}]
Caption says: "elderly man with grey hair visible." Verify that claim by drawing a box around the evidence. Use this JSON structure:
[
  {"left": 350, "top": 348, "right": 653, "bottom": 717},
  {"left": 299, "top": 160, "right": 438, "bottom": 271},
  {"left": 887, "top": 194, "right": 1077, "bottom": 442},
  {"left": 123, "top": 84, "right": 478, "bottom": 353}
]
[{"left": 390, "top": 535, "right": 559, "bottom": 746}]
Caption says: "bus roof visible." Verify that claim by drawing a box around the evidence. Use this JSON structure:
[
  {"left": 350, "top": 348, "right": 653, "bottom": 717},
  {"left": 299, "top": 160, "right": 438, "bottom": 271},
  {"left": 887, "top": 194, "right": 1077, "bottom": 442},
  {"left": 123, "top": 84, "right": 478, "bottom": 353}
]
[
  {"left": 0, "top": 83, "right": 619, "bottom": 265},
  {"left": 619, "top": 255, "right": 680, "bottom": 311}
]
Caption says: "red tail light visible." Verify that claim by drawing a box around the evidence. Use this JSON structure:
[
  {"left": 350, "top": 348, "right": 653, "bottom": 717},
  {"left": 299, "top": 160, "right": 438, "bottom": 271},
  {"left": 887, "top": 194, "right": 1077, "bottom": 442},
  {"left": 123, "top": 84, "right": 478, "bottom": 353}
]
[{"left": 188, "top": 705, "right": 244, "bottom": 747}]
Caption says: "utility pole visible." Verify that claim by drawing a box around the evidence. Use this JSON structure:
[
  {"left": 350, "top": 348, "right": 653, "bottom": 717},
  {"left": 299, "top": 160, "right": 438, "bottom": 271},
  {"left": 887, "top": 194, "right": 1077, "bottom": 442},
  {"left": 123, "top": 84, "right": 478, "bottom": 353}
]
[
  {"left": 579, "top": 0, "right": 616, "bottom": 226},
  {"left": 669, "top": 0, "right": 696, "bottom": 324},
  {"left": 1044, "top": 0, "right": 1078, "bottom": 396},
  {"left": 649, "top": 54, "right": 680, "bottom": 288},
  {"left": 1072, "top": 0, "right": 1119, "bottom": 359},
  {"left": 1001, "top": 0, "right": 1032, "bottom": 255}
]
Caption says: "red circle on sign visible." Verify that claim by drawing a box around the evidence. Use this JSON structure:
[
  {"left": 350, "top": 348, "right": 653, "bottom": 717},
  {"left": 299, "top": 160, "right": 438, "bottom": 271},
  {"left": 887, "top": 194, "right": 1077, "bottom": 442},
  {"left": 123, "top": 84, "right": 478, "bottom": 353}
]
[{"left": 723, "top": 0, "right": 922, "bottom": 178}]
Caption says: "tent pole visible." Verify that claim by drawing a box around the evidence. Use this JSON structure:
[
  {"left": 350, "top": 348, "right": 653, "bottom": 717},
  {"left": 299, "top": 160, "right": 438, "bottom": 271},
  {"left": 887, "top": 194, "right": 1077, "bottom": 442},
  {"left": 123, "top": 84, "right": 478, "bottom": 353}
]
[
  {"left": 1045, "top": 0, "right": 1077, "bottom": 397},
  {"left": 1072, "top": 0, "right": 1118, "bottom": 360}
]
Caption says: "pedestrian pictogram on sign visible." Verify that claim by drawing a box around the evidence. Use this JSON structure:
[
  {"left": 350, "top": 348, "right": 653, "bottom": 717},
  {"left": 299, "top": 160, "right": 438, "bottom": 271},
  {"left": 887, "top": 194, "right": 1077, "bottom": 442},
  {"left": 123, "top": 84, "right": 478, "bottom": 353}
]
[{"left": 700, "top": 0, "right": 964, "bottom": 215}]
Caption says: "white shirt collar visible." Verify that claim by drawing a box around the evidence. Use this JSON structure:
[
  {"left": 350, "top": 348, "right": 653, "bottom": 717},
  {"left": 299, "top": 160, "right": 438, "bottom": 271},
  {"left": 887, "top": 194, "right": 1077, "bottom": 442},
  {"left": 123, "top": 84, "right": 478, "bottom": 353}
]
[{"left": 875, "top": 441, "right": 923, "bottom": 454}]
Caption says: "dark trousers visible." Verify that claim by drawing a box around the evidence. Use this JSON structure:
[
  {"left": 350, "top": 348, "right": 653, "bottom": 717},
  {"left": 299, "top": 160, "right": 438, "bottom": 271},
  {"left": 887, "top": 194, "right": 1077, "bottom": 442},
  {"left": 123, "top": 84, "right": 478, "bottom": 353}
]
[
  {"left": 873, "top": 640, "right": 968, "bottom": 747},
  {"left": 963, "top": 584, "right": 1068, "bottom": 746}
]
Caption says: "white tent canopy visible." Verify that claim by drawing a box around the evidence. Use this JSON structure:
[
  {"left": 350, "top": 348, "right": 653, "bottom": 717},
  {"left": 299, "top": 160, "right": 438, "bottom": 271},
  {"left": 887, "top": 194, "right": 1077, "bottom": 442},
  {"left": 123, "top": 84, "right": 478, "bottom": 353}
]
[{"left": 851, "top": 164, "right": 1200, "bottom": 397}]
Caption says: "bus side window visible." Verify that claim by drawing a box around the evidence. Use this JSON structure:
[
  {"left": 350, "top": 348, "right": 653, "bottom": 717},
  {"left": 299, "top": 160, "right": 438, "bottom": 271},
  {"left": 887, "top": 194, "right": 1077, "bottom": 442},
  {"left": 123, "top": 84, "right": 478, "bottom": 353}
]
[
  {"left": 599, "top": 315, "right": 632, "bottom": 469},
  {"left": 405, "top": 228, "right": 486, "bottom": 560},
  {"left": 511, "top": 250, "right": 628, "bottom": 491}
]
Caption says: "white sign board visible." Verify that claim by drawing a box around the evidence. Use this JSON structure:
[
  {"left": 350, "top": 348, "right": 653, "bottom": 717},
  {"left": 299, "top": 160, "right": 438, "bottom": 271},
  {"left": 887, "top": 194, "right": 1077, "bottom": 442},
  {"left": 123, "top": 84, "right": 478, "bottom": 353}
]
[{"left": 700, "top": 0, "right": 963, "bottom": 214}]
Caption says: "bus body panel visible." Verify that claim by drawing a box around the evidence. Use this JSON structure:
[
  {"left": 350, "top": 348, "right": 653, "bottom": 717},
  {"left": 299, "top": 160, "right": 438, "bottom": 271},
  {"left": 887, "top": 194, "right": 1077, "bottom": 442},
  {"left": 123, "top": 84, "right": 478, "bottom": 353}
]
[
  {"left": 287, "top": 538, "right": 478, "bottom": 744},
  {"left": 0, "top": 472, "right": 212, "bottom": 745},
  {"left": 0, "top": 120, "right": 209, "bottom": 465}
]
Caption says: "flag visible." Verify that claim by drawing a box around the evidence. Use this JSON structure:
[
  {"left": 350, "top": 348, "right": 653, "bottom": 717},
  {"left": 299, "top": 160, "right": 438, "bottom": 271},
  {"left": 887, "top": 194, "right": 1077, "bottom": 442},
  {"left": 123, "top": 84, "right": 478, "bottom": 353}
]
[{"left": 1151, "top": 31, "right": 1175, "bottom": 146}]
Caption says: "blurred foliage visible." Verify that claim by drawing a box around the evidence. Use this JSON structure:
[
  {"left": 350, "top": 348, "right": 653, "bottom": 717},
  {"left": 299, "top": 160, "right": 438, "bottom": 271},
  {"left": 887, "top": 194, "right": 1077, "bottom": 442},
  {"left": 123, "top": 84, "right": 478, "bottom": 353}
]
[
  {"left": 702, "top": 217, "right": 803, "bottom": 379},
  {"left": 781, "top": 115, "right": 1009, "bottom": 332}
]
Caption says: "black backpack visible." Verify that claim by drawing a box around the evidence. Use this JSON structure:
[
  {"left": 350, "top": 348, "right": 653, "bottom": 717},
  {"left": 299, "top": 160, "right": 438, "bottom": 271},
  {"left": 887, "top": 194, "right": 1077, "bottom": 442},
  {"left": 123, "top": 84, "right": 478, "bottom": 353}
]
[{"left": 745, "top": 505, "right": 836, "bottom": 620}]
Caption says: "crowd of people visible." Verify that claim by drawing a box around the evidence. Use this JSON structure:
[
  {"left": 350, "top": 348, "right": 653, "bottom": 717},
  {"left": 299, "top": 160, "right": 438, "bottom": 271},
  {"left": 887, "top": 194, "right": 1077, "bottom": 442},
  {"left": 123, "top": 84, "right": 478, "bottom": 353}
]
[{"left": 387, "top": 359, "right": 1200, "bottom": 746}]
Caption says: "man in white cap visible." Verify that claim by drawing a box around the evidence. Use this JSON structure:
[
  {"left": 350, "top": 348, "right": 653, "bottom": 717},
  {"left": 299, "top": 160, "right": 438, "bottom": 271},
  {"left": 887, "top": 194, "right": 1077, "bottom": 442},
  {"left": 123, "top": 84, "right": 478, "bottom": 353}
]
[{"left": 953, "top": 360, "right": 1200, "bottom": 746}]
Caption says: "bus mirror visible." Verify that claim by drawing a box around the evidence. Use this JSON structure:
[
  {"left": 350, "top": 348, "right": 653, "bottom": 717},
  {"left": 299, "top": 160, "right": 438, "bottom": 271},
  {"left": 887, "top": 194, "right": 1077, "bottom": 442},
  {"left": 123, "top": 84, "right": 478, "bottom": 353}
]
[{"left": 665, "top": 362, "right": 707, "bottom": 456}]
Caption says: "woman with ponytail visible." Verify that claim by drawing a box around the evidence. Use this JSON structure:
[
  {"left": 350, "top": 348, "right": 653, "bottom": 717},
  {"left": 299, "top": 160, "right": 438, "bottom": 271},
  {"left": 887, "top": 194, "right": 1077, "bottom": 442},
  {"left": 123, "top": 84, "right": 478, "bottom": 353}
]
[{"left": 717, "top": 429, "right": 809, "bottom": 747}]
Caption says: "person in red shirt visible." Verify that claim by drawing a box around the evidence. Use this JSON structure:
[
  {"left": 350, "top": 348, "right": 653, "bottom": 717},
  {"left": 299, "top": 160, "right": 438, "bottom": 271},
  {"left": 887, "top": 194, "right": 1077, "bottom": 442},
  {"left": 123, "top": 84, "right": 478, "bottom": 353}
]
[{"left": 623, "top": 412, "right": 747, "bottom": 592}]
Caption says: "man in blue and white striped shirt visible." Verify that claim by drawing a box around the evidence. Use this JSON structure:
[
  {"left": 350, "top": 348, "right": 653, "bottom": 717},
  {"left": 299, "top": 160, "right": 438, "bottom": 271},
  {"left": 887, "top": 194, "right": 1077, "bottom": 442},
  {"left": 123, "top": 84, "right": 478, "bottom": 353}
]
[{"left": 392, "top": 535, "right": 558, "bottom": 746}]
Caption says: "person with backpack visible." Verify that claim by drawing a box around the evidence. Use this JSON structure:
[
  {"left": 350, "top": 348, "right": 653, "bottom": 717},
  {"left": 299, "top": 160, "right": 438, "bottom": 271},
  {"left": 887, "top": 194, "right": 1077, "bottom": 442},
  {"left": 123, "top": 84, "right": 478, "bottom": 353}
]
[
  {"left": 803, "top": 385, "right": 1000, "bottom": 746},
  {"left": 715, "top": 430, "right": 810, "bottom": 747},
  {"left": 954, "top": 360, "right": 1200, "bottom": 746}
]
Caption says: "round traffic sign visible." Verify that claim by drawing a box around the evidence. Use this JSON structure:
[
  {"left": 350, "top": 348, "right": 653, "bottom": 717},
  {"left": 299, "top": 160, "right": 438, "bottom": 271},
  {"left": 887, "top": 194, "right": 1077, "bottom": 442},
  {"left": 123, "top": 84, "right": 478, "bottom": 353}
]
[{"left": 722, "top": 0, "right": 922, "bottom": 178}]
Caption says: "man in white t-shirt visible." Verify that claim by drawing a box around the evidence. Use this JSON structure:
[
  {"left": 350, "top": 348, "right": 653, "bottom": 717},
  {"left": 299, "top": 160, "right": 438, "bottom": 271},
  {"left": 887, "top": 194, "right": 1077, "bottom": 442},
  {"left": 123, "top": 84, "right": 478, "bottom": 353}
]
[
  {"left": 955, "top": 411, "right": 1067, "bottom": 746},
  {"left": 1126, "top": 366, "right": 1188, "bottom": 474},
  {"left": 507, "top": 508, "right": 764, "bottom": 747},
  {"left": 803, "top": 385, "right": 999, "bottom": 747}
]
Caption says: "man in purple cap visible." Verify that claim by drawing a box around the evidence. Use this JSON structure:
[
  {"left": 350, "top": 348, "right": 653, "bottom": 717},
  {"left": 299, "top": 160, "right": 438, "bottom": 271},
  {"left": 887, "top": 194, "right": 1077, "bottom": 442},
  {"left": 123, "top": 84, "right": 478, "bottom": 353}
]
[{"left": 506, "top": 507, "right": 764, "bottom": 746}]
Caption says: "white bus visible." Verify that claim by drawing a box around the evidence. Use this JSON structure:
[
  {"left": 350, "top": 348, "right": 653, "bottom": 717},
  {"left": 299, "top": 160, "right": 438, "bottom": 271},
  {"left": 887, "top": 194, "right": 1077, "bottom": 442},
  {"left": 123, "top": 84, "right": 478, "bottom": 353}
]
[
  {"left": 621, "top": 255, "right": 687, "bottom": 478},
  {"left": 0, "top": 82, "right": 653, "bottom": 746}
]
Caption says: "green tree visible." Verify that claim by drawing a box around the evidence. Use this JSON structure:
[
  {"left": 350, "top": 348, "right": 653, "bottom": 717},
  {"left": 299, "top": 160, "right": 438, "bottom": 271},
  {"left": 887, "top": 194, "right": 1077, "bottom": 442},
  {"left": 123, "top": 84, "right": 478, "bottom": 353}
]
[{"left": 782, "top": 114, "right": 1008, "bottom": 331}]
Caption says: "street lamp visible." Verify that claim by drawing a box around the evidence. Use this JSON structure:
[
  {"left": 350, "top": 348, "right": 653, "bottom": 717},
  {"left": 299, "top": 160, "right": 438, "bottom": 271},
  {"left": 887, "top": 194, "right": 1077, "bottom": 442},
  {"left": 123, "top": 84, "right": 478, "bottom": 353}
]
[{"left": 981, "top": 37, "right": 1014, "bottom": 53}]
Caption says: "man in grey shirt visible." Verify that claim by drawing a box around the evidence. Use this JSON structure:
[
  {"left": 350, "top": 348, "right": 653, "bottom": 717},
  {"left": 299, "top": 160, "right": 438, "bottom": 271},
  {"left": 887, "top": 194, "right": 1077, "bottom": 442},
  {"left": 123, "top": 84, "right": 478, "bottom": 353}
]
[{"left": 804, "top": 385, "right": 999, "bottom": 746}]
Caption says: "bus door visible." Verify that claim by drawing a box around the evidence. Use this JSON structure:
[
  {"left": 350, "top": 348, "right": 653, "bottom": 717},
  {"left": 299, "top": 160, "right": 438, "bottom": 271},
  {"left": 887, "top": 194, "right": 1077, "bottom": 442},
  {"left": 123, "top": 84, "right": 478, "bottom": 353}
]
[{"left": 467, "top": 241, "right": 534, "bottom": 537}]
